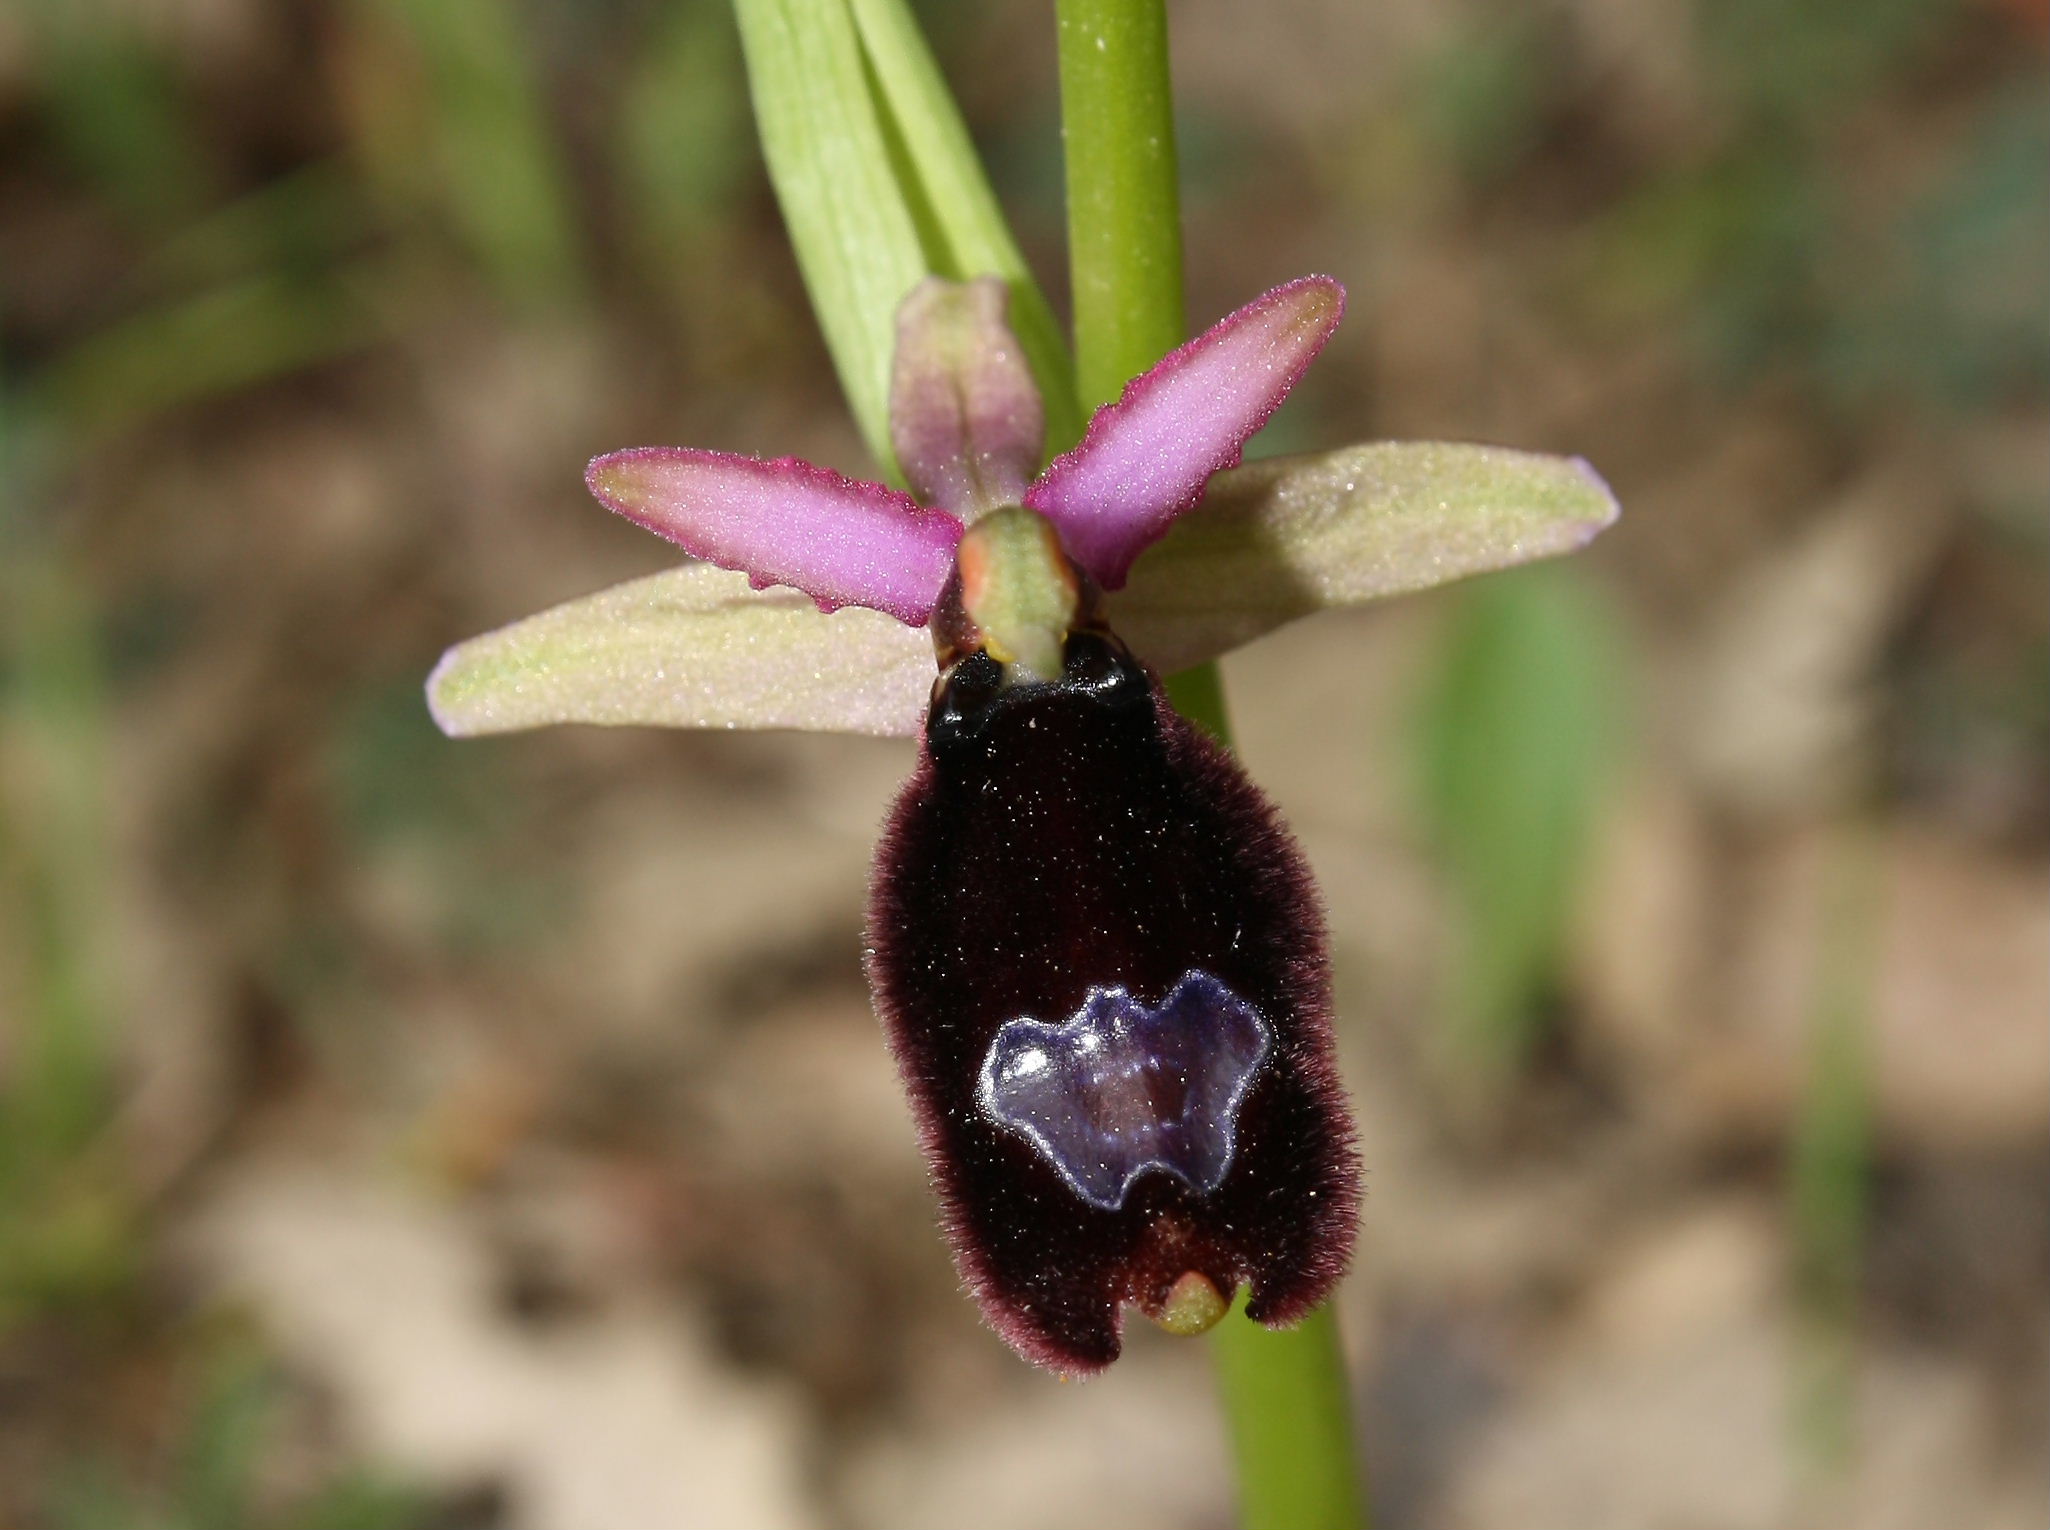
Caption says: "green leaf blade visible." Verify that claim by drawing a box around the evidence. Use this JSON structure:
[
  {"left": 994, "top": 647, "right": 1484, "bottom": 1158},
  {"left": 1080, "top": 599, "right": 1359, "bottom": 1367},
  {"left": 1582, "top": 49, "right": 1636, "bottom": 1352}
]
[
  {"left": 733, "top": 0, "right": 933, "bottom": 473},
  {"left": 847, "top": 0, "right": 1085, "bottom": 452}
]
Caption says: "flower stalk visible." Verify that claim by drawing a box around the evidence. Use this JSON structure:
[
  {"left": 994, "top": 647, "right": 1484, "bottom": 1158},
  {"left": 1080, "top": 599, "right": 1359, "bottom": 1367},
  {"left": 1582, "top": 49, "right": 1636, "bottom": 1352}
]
[
  {"left": 1054, "top": 0, "right": 1367, "bottom": 1524},
  {"left": 1055, "top": 0, "right": 1185, "bottom": 412}
]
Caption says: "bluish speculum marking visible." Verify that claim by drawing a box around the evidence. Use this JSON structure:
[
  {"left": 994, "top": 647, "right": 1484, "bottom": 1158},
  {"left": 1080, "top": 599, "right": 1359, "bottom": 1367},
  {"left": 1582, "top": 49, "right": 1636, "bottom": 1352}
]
[{"left": 977, "top": 970, "right": 1272, "bottom": 1211}]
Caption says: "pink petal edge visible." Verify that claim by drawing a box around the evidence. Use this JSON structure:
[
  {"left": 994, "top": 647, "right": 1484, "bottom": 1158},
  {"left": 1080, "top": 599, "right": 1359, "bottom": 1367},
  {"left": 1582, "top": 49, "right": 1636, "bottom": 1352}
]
[
  {"left": 586, "top": 447, "right": 962, "bottom": 627},
  {"left": 1025, "top": 275, "right": 1346, "bottom": 589}
]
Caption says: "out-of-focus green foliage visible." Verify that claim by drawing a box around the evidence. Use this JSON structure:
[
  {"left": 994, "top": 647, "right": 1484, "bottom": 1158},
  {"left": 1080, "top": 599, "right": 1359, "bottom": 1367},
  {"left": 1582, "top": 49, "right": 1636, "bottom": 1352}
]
[
  {"left": 352, "top": 0, "right": 588, "bottom": 312},
  {"left": 18, "top": 0, "right": 212, "bottom": 227},
  {"left": 123, "top": 167, "right": 368, "bottom": 298},
  {"left": 1415, "top": 564, "right": 1625, "bottom": 1083},
  {"left": 616, "top": 1, "right": 751, "bottom": 297},
  {"left": 1576, "top": 2, "right": 2045, "bottom": 408},
  {"left": 1700, "top": 0, "right": 1945, "bottom": 123},
  {"left": 329, "top": 677, "right": 560, "bottom": 956},
  {"left": 0, "top": 556, "right": 138, "bottom": 1334},
  {"left": 1851, "top": 87, "right": 2049, "bottom": 409},
  {"left": 1790, "top": 832, "right": 1880, "bottom": 1475},
  {"left": 1410, "top": 10, "right": 1558, "bottom": 186},
  {"left": 37, "top": 271, "right": 375, "bottom": 437},
  {"left": 47, "top": 1345, "right": 431, "bottom": 1530}
]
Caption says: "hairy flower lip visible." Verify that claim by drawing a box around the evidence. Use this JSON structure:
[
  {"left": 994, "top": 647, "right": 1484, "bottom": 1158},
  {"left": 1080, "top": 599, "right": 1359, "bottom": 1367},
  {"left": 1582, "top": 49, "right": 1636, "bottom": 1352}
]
[{"left": 867, "top": 644, "right": 1360, "bottom": 1373}]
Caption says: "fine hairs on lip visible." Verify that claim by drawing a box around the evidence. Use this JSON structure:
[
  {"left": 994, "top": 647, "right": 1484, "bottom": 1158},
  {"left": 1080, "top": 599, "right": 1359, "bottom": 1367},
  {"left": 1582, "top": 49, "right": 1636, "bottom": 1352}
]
[{"left": 866, "top": 632, "right": 1359, "bottom": 1373}]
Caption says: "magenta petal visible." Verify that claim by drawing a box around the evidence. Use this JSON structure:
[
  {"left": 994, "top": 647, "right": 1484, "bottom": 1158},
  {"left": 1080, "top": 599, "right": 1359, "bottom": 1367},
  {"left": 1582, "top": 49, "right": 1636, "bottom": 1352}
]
[
  {"left": 1025, "top": 276, "right": 1345, "bottom": 588},
  {"left": 586, "top": 447, "right": 962, "bottom": 626},
  {"left": 890, "top": 278, "right": 1045, "bottom": 519}
]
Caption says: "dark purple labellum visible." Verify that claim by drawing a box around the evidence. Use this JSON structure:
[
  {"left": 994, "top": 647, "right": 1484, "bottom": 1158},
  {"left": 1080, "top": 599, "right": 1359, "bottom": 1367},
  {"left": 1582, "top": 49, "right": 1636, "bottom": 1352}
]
[{"left": 866, "top": 630, "right": 1360, "bottom": 1372}]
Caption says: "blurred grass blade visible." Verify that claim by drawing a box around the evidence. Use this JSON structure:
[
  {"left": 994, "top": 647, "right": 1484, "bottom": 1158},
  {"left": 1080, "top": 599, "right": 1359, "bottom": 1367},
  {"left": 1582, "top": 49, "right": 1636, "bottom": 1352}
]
[
  {"left": 131, "top": 163, "right": 368, "bottom": 297},
  {"left": 354, "top": 0, "right": 586, "bottom": 312},
  {"left": 1415, "top": 562, "right": 1624, "bottom": 1083},
  {"left": 1791, "top": 827, "right": 1878, "bottom": 1477},
  {"left": 616, "top": 4, "right": 749, "bottom": 279},
  {"left": 734, "top": 0, "right": 933, "bottom": 473},
  {"left": 1, "top": 565, "right": 114, "bottom": 1164},
  {"left": 34, "top": 270, "right": 377, "bottom": 438},
  {"left": 21, "top": 0, "right": 210, "bottom": 227},
  {"left": 846, "top": 0, "right": 1085, "bottom": 452},
  {"left": 0, "top": 554, "right": 137, "bottom": 1335},
  {"left": 175, "top": 1351, "right": 274, "bottom": 1530}
]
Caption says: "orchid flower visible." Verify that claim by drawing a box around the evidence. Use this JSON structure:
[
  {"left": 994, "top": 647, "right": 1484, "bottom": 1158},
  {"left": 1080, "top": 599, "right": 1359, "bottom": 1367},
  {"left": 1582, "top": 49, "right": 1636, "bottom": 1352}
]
[{"left": 427, "top": 274, "right": 1616, "bottom": 1372}]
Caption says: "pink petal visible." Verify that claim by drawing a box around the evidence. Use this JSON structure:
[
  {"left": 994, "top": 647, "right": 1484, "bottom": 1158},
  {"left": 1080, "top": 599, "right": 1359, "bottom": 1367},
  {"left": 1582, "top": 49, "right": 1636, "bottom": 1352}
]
[
  {"left": 1025, "top": 276, "right": 1345, "bottom": 588},
  {"left": 890, "top": 277, "right": 1044, "bottom": 519},
  {"left": 586, "top": 447, "right": 962, "bottom": 627}
]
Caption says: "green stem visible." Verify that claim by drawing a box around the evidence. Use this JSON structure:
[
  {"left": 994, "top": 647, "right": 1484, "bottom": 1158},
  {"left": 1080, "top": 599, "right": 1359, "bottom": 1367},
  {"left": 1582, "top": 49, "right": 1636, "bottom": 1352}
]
[
  {"left": 1055, "top": 0, "right": 1184, "bottom": 413},
  {"left": 1055, "top": 3, "right": 1367, "bottom": 1526},
  {"left": 1162, "top": 663, "right": 1231, "bottom": 743},
  {"left": 1212, "top": 1302, "right": 1366, "bottom": 1530}
]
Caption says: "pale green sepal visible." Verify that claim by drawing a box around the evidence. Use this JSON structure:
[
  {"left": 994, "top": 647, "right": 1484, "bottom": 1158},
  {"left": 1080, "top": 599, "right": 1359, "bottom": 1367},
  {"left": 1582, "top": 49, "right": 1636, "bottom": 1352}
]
[
  {"left": 427, "top": 564, "right": 933, "bottom": 739},
  {"left": 1110, "top": 441, "right": 1619, "bottom": 674}
]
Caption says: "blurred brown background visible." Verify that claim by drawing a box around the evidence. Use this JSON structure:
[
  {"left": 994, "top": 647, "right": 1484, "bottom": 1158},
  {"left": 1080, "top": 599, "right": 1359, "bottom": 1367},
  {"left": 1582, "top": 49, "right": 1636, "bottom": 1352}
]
[{"left": 1, "top": 0, "right": 2045, "bottom": 1526}]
